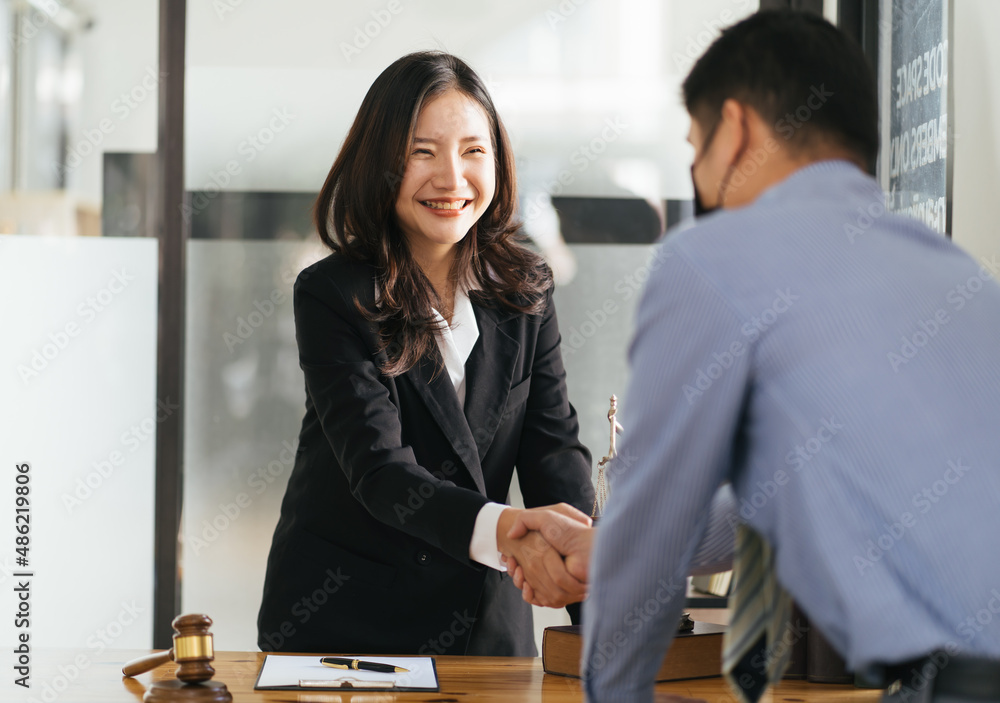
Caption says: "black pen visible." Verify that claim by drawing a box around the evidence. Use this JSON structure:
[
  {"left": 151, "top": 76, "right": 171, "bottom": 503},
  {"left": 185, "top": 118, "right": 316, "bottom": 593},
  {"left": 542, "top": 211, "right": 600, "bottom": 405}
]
[{"left": 321, "top": 657, "right": 409, "bottom": 673}]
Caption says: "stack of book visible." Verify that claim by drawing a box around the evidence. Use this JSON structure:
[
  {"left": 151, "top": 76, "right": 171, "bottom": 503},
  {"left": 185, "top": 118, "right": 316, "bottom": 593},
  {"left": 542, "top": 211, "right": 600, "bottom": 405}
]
[
  {"left": 690, "top": 570, "right": 733, "bottom": 597},
  {"left": 541, "top": 620, "right": 726, "bottom": 681}
]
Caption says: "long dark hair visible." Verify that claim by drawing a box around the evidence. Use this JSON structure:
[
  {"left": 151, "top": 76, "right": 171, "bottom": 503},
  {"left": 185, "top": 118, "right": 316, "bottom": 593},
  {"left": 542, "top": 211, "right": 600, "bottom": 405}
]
[{"left": 314, "top": 51, "right": 550, "bottom": 377}]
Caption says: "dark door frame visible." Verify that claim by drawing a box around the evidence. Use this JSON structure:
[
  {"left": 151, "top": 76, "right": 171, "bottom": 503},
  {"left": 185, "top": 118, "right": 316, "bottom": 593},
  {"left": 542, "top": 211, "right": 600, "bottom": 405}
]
[{"left": 153, "top": 0, "right": 187, "bottom": 649}]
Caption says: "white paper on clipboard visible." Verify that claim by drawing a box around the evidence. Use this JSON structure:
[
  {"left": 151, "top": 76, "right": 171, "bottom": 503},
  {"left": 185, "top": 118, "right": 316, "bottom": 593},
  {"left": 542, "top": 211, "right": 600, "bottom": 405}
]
[{"left": 254, "top": 655, "right": 439, "bottom": 691}]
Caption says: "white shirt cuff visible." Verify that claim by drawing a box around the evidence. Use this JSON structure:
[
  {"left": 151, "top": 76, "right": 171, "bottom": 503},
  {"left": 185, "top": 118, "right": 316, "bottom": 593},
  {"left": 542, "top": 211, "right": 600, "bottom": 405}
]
[{"left": 469, "top": 502, "right": 509, "bottom": 571}]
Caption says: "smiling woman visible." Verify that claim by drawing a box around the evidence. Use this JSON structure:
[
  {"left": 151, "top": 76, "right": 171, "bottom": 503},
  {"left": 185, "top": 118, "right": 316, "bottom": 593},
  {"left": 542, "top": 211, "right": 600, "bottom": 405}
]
[
  {"left": 311, "top": 51, "right": 547, "bottom": 376},
  {"left": 256, "top": 51, "right": 595, "bottom": 657},
  {"left": 393, "top": 89, "right": 497, "bottom": 321}
]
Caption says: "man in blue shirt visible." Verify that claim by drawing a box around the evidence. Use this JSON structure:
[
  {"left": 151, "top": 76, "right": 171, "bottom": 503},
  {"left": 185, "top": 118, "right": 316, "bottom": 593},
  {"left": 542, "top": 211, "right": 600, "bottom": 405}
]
[{"left": 504, "top": 10, "right": 1000, "bottom": 703}]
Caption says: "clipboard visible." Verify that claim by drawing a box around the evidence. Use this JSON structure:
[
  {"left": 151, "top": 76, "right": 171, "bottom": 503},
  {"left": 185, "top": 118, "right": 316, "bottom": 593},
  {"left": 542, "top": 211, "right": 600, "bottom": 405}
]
[{"left": 254, "top": 654, "right": 440, "bottom": 692}]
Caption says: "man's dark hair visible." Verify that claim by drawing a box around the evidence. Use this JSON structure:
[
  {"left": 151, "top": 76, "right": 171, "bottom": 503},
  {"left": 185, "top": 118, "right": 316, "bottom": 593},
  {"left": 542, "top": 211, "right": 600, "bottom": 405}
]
[{"left": 683, "top": 10, "right": 878, "bottom": 168}]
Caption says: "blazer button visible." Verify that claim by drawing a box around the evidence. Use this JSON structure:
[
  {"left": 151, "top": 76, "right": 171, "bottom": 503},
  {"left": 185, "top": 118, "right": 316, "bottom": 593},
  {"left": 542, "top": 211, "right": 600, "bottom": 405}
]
[{"left": 417, "top": 551, "right": 431, "bottom": 566}]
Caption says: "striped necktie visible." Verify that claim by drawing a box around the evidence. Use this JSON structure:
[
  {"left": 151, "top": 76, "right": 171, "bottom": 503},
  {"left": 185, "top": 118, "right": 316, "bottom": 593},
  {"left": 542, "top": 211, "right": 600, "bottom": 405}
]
[{"left": 722, "top": 524, "right": 794, "bottom": 702}]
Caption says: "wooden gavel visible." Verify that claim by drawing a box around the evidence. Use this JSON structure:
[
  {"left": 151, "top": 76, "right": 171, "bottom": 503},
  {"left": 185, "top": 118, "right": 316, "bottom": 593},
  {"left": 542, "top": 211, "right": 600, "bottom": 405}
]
[{"left": 123, "top": 614, "right": 217, "bottom": 683}]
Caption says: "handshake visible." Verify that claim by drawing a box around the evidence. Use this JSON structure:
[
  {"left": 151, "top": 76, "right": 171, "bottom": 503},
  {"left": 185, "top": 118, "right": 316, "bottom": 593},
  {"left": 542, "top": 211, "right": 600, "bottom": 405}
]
[{"left": 496, "top": 504, "right": 595, "bottom": 608}]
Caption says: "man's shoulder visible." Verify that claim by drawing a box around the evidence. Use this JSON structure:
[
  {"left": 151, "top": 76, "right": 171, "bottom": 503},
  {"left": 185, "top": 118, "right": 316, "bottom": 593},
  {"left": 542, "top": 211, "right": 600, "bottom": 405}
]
[
  {"left": 662, "top": 208, "right": 776, "bottom": 278},
  {"left": 665, "top": 164, "right": 888, "bottom": 272}
]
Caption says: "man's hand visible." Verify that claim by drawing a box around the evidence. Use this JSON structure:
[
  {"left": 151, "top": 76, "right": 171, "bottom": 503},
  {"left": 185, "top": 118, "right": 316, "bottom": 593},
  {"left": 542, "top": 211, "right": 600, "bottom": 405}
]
[
  {"left": 504, "top": 507, "right": 595, "bottom": 604},
  {"left": 496, "top": 505, "right": 591, "bottom": 608}
]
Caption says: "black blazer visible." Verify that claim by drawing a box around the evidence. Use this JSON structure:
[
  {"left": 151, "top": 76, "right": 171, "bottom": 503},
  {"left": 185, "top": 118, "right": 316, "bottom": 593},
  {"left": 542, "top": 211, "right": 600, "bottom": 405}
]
[{"left": 257, "top": 252, "right": 594, "bottom": 655}]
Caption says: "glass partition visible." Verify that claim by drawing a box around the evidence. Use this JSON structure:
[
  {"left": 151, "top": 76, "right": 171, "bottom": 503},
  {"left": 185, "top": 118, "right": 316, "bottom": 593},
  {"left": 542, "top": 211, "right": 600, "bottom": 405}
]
[{"left": 0, "top": 6, "right": 160, "bottom": 694}]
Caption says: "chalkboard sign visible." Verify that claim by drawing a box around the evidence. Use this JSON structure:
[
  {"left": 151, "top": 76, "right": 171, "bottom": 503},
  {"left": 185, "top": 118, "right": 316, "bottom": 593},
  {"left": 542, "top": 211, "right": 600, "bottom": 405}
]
[{"left": 877, "top": 0, "right": 953, "bottom": 236}]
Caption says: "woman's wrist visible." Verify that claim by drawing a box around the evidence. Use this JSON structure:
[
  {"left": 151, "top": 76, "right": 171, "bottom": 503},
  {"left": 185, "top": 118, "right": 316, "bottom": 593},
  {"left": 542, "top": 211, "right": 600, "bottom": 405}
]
[{"left": 496, "top": 507, "right": 523, "bottom": 556}]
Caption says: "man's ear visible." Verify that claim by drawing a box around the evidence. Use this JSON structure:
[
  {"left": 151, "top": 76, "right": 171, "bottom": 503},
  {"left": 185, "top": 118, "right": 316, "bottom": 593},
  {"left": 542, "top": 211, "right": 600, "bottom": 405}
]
[{"left": 711, "top": 98, "right": 748, "bottom": 165}]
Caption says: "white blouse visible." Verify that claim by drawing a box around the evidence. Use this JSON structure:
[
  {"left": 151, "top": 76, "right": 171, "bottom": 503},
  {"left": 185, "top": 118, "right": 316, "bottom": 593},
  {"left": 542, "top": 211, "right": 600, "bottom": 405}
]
[
  {"left": 430, "top": 285, "right": 507, "bottom": 572},
  {"left": 430, "top": 286, "right": 479, "bottom": 410}
]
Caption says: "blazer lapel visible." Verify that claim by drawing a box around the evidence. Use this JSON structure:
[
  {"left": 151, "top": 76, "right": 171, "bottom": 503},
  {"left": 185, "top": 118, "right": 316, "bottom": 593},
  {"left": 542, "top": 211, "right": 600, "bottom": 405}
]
[
  {"left": 464, "top": 304, "right": 521, "bottom": 463},
  {"left": 403, "top": 353, "right": 487, "bottom": 495}
]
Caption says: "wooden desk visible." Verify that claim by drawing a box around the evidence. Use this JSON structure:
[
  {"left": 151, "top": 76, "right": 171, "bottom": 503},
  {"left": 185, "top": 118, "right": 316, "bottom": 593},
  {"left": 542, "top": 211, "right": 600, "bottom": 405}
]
[{"left": 27, "top": 649, "right": 882, "bottom": 702}]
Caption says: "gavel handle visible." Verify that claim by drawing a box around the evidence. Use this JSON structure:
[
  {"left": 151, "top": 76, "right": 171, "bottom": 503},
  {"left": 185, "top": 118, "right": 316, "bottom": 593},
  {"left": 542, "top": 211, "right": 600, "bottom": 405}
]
[{"left": 122, "top": 649, "right": 174, "bottom": 677}]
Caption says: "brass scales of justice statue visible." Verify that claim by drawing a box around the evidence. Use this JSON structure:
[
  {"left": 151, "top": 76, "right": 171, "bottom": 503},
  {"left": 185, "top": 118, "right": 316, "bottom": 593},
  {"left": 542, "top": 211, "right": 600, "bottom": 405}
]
[
  {"left": 591, "top": 394, "right": 622, "bottom": 519},
  {"left": 590, "top": 394, "right": 694, "bottom": 634}
]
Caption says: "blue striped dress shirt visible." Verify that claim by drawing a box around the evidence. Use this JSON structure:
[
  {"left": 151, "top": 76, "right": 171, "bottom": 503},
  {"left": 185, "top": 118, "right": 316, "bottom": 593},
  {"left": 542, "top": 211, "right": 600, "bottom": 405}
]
[{"left": 582, "top": 160, "right": 1000, "bottom": 702}]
